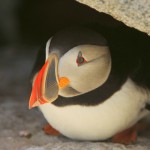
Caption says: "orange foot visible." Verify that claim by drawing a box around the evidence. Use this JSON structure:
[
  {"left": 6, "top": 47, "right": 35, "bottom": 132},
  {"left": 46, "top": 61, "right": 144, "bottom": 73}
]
[
  {"left": 43, "top": 124, "right": 60, "bottom": 136},
  {"left": 111, "top": 125, "right": 137, "bottom": 145}
]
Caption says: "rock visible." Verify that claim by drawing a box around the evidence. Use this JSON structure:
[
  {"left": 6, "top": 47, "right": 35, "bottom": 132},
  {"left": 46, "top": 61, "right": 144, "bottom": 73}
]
[
  {"left": 19, "top": 130, "right": 32, "bottom": 138},
  {"left": 76, "top": 0, "right": 150, "bottom": 35}
]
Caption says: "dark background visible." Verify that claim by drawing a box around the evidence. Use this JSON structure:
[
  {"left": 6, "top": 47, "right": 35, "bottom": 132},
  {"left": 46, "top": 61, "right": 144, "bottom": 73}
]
[
  {"left": 0, "top": 0, "right": 124, "bottom": 46},
  {"left": 0, "top": 0, "right": 124, "bottom": 98},
  {"left": 0, "top": 0, "right": 150, "bottom": 98}
]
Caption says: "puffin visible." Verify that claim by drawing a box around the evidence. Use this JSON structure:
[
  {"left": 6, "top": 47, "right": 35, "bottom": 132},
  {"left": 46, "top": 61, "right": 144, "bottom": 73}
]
[{"left": 29, "top": 27, "right": 150, "bottom": 144}]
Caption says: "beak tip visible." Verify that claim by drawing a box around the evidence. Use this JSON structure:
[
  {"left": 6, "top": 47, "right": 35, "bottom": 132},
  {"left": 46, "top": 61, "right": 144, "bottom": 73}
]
[
  {"left": 28, "top": 103, "right": 33, "bottom": 109},
  {"left": 28, "top": 105, "right": 32, "bottom": 109}
]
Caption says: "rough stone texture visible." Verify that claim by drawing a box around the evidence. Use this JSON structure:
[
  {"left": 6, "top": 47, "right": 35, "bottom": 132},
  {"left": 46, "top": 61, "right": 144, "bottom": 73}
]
[
  {"left": 1, "top": 47, "right": 150, "bottom": 150},
  {"left": 76, "top": 0, "right": 150, "bottom": 35}
]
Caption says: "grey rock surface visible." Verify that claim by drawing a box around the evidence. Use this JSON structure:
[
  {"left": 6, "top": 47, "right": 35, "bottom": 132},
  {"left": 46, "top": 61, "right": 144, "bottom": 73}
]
[
  {"left": 0, "top": 48, "right": 150, "bottom": 150},
  {"left": 76, "top": 0, "right": 150, "bottom": 35}
]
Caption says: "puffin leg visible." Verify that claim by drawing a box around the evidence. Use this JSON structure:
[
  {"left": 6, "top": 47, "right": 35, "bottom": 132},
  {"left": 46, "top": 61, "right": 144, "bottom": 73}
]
[
  {"left": 111, "top": 125, "right": 137, "bottom": 144},
  {"left": 43, "top": 124, "right": 60, "bottom": 136},
  {"left": 111, "top": 120, "right": 150, "bottom": 144}
]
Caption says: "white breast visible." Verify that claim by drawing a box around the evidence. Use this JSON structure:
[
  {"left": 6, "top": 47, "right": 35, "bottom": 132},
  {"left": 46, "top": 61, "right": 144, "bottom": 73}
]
[{"left": 39, "top": 79, "right": 149, "bottom": 141}]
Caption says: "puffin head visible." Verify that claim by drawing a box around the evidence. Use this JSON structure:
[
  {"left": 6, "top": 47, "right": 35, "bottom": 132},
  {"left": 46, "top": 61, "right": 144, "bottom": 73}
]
[{"left": 29, "top": 28, "right": 111, "bottom": 109}]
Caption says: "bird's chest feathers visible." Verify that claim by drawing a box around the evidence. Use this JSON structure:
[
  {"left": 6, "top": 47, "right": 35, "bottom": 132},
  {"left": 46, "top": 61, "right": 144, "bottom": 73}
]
[{"left": 39, "top": 79, "right": 148, "bottom": 140}]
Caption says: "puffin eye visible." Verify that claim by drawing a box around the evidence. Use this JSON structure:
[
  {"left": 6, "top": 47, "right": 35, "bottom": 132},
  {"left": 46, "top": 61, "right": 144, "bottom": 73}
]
[{"left": 76, "top": 51, "right": 86, "bottom": 66}]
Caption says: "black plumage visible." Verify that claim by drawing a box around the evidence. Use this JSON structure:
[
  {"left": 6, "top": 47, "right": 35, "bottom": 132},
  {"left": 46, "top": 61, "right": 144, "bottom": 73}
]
[{"left": 31, "top": 14, "right": 150, "bottom": 107}]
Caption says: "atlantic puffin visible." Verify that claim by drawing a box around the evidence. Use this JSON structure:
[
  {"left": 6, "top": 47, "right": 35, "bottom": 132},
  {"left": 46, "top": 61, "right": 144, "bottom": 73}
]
[{"left": 29, "top": 27, "right": 150, "bottom": 144}]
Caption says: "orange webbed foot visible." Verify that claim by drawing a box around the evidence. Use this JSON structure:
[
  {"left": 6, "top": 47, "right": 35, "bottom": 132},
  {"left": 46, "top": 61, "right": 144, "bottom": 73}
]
[
  {"left": 111, "top": 125, "right": 137, "bottom": 145},
  {"left": 43, "top": 124, "right": 60, "bottom": 136}
]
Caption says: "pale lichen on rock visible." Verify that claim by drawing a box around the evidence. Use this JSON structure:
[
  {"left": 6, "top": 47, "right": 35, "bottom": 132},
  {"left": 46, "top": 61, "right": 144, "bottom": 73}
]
[{"left": 76, "top": 0, "right": 150, "bottom": 35}]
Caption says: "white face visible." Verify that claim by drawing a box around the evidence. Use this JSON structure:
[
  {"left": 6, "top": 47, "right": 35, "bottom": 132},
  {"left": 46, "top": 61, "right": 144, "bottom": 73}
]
[{"left": 58, "top": 45, "right": 111, "bottom": 97}]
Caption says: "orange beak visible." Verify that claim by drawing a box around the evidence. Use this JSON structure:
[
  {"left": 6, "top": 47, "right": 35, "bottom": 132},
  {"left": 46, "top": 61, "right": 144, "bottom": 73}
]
[{"left": 29, "top": 53, "right": 70, "bottom": 109}]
